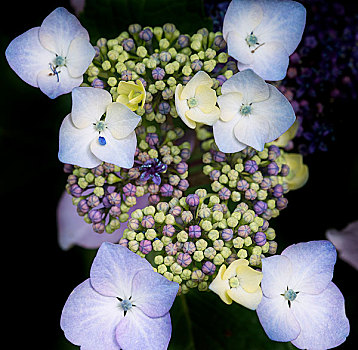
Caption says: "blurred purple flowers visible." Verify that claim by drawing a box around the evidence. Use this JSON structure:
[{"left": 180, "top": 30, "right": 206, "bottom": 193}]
[{"left": 60, "top": 242, "right": 179, "bottom": 349}]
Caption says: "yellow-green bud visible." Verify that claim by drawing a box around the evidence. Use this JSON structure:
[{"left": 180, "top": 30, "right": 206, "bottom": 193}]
[
  {"left": 164, "top": 256, "right": 175, "bottom": 266},
  {"left": 213, "top": 253, "right": 224, "bottom": 265},
  {"left": 163, "top": 271, "right": 174, "bottom": 281},
  {"left": 145, "top": 229, "right": 157, "bottom": 240},
  {"left": 212, "top": 211, "right": 223, "bottom": 222},
  {"left": 158, "top": 264, "right": 167, "bottom": 274},
  {"left": 224, "top": 70, "right": 233, "bottom": 79},
  {"left": 244, "top": 236, "right": 252, "bottom": 246},
  {"left": 170, "top": 262, "right": 183, "bottom": 275},
  {"left": 159, "top": 38, "right": 170, "bottom": 50},
  {"left": 252, "top": 246, "right": 262, "bottom": 255},
  {"left": 193, "top": 250, "right": 204, "bottom": 262},
  {"left": 181, "top": 269, "right": 192, "bottom": 280},
  {"left": 227, "top": 217, "right": 239, "bottom": 228},
  {"left": 93, "top": 186, "right": 104, "bottom": 197},
  {"left": 221, "top": 247, "right": 231, "bottom": 259},
  {"left": 143, "top": 206, "right": 155, "bottom": 215},
  {"left": 266, "top": 228, "right": 276, "bottom": 240},
  {"left": 267, "top": 199, "right": 276, "bottom": 209},
  {"left": 128, "top": 240, "right": 139, "bottom": 252},
  {"left": 102, "top": 60, "right": 112, "bottom": 71},
  {"left": 203, "top": 59, "right": 216, "bottom": 72},
  {"left": 205, "top": 48, "right": 216, "bottom": 59},
  {"left": 182, "top": 65, "right": 192, "bottom": 76},
  {"left": 249, "top": 222, "right": 259, "bottom": 233},
  {"left": 198, "top": 281, "right": 208, "bottom": 291},
  {"left": 177, "top": 230, "right": 188, "bottom": 243},
  {"left": 94, "top": 176, "right": 105, "bottom": 187},
  {"left": 136, "top": 46, "right": 147, "bottom": 58},
  {"left": 249, "top": 254, "right": 261, "bottom": 266},
  {"left": 161, "top": 236, "right": 172, "bottom": 246},
  {"left": 200, "top": 220, "right": 213, "bottom": 232},
  {"left": 154, "top": 255, "right": 164, "bottom": 265},
  {"left": 196, "top": 239, "right": 208, "bottom": 251},
  {"left": 115, "top": 62, "right": 127, "bottom": 73},
  {"left": 262, "top": 242, "right": 270, "bottom": 253},
  {"left": 217, "top": 52, "right": 228, "bottom": 63},
  {"left": 208, "top": 230, "right": 220, "bottom": 241},
  {"left": 233, "top": 237, "right": 244, "bottom": 249},
  {"left": 153, "top": 239, "right": 164, "bottom": 251},
  {"left": 135, "top": 232, "right": 144, "bottom": 242},
  {"left": 237, "top": 249, "right": 248, "bottom": 259}
]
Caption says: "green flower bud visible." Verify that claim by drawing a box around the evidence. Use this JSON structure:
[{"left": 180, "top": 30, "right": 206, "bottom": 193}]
[
  {"left": 191, "top": 40, "right": 202, "bottom": 51},
  {"left": 249, "top": 222, "right": 259, "bottom": 233},
  {"left": 208, "top": 230, "right": 220, "bottom": 241},
  {"left": 163, "top": 271, "right": 174, "bottom": 281},
  {"left": 78, "top": 177, "right": 88, "bottom": 189},
  {"left": 126, "top": 230, "right": 136, "bottom": 241},
  {"left": 212, "top": 211, "right": 223, "bottom": 222},
  {"left": 102, "top": 60, "right": 112, "bottom": 71},
  {"left": 154, "top": 255, "right": 164, "bottom": 265},
  {"left": 204, "top": 247, "right": 216, "bottom": 259},
  {"left": 200, "top": 220, "right": 213, "bottom": 232},
  {"left": 177, "top": 230, "right": 188, "bottom": 243},
  {"left": 115, "top": 62, "right": 127, "bottom": 73},
  {"left": 205, "top": 48, "right": 216, "bottom": 59},
  {"left": 266, "top": 228, "right": 276, "bottom": 240},
  {"left": 211, "top": 181, "right": 223, "bottom": 192},
  {"left": 217, "top": 52, "right": 228, "bottom": 63},
  {"left": 237, "top": 249, "right": 248, "bottom": 259},
  {"left": 224, "top": 70, "right": 233, "bottom": 79},
  {"left": 261, "top": 242, "right": 270, "bottom": 253},
  {"left": 125, "top": 196, "right": 136, "bottom": 207},
  {"left": 93, "top": 186, "right": 104, "bottom": 197},
  {"left": 136, "top": 232, "right": 145, "bottom": 242},
  {"left": 182, "top": 65, "right": 192, "bottom": 76},
  {"left": 195, "top": 188, "right": 207, "bottom": 198},
  {"left": 219, "top": 174, "right": 228, "bottom": 184},
  {"left": 143, "top": 205, "right": 156, "bottom": 215},
  {"left": 258, "top": 148, "right": 269, "bottom": 159},
  {"left": 227, "top": 217, "right": 239, "bottom": 228},
  {"left": 267, "top": 199, "right": 276, "bottom": 209},
  {"left": 209, "top": 195, "right": 220, "bottom": 205},
  {"left": 131, "top": 209, "right": 143, "bottom": 220},
  {"left": 186, "top": 280, "right": 198, "bottom": 289},
  {"left": 128, "top": 240, "right": 139, "bottom": 252},
  {"left": 164, "top": 214, "right": 175, "bottom": 225},
  {"left": 153, "top": 212, "right": 165, "bottom": 224},
  {"left": 158, "top": 264, "right": 167, "bottom": 274},
  {"left": 257, "top": 190, "right": 267, "bottom": 200},
  {"left": 196, "top": 239, "right": 208, "bottom": 251},
  {"left": 233, "top": 237, "right": 244, "bottom": 249},
  {"left": 153, "top": 239, "right": 164, "bottom": 251},
  {"left": 231, "top": 191, "right": 241, "bottom": 202},
  {"left": 181, "top": 269, "right": 192, "bottom": 281},
  {"left": 216, "top": 219, "right": 228, "bottom": 229},
  {"left": 242, "top": 210, "right": 255, "bottom": 223},
  {"left": 173, "top": 275, "right": 182, "bottom": 284},
  {"left": 244, "top": 236, "right": 252, "bottom": 246},
  {"left": 136, "top": 46, "right": 147, "bottom": 58},
  {"left": 167, "top": 76, "right": 176, "bottom": 86},
  {"left": 170, "top": 262, "right": 183, "bottom": 275},
  {"left": 193, "top": 250, "right": 204, "bottom": 262},
  {"left": 145, "top": 229, "right": 157, "bottom": 240},
  {"left": 159, "top": 38, "right": 170, "bottom": 50},
  {"left": 198, "top": 207, "right": 211, "bottom": 219},
  {"left": 221, "top": 247, "right": 232, "bottom": 259},
  {"left": 249, "top": 254, "right": 261, "bottom": 266},
  {"left": 203, "top": 59, "right": 216, "bottom": 72},
  {"left": 94, "top": 176, "right": 105, "bottom": 187},
  {"left": 161, "top": 236, "right": 172, "bottom": 246},
  {"left": 213, "top": 253, "right": 224, "bottom": 265},
  {"left": 235, "top": 163, "right": 244, "bottom": 172},
  {"left": 164, "top": 255, "right": 175, "bottom": 266}
]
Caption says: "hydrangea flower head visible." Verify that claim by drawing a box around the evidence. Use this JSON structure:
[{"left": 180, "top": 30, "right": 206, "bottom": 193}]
[
  {"left": 209, "top": 258, "right": 263, "bottom": 309},
  {"left": 257, "top": 240, "right": 350, "bottom": 349},
  {"left": 60, "top": 242, "right": 179, "bottom": 350},
  {"left": 213, "top": 69, "right": 295, "bottom": 153},
  {"left": 59, "top": 86, "right": 141, "bottom": 168},
  {"left": 175, "top": 71, "right": 220, "bottom": 128},
  {"left": 5, "top": 7, "right": 95, "bottom": 98},
  {"left": 223, "top": 0, "right": 306, "bottom": 81}
]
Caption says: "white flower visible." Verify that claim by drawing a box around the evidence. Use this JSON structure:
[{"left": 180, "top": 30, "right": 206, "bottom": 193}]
[
  {"left": 213, "top": 69, "right": 295, "bottom": 153},
  {"left": 223, "top": 0, "right": 306, "bottom": 81},
  {"left": 175, "top": 71, "right": 220, "bottom": 128},
  {"left": 5, "top": 7, "right": 95, "bottom": 99},
  {"left": 58, "top": 87, "right": 141, "bottom": 169}
]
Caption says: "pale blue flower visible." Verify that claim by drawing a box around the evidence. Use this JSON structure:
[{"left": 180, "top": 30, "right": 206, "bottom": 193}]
[
  {"left": 60, "top": 242, "right": 179, "bottom": 350},
  {"left": 5, "top": 7, "right": 95, "bottom": 98},
  {"left": 256, "top": 240, "right": 350, "bottom": 349}
]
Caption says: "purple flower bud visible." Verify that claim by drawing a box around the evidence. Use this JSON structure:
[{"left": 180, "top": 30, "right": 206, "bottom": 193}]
[
  {"left": 173, "top": 189, "right": 183, "bottom": 198},
  {"left": 158, "top": 101, "right": 171, "bottom": 115},
  {"left": 268, "top": 241, "right": 278, "bottom": 254},
  {"left": 145, "top": 133, "right": 159, "bottom": 146},
  {"left": 152, "top": 67, "right": 165, "bottom": 80},
  {"left": 186, "top": 194, "right": 200, "bottom": 207},
  {"left": 273, "top": 184, "right": 284, "bottom": 198},
  {"left": 254, "top": 201, "right": 268, "bottom": 215},
  {"left": 169, "top": 205, "right": 182, "bottom": 216},
  {"left": 191, "top": 59, "right": 203, "bottom": 72},
  {"left": 177, "top": 35, "right": 189, "bottom": 48},
  {"left": 244, "top": 160, "right": 258, "bottom": 174},
  {"left": 237, "top": 179, "right": 249, "bottom": 191},
  {"left": 178, "top": 179, "right": 189, "bottom": 191},
  {"left": 159, "top": 51, "right": 171, "bottom": 62},
  {"left": 119, "top": 238, "right": 128, "bottom": 247},
  {"left": 245, "top": 188, "right": 257, "bottom": 201},
  {"left": 87, "top": 195, "right": 100, "bottom": 208},
  {"left": 216, "top": 74, "right": 227, "bottom": 85},
  {"left": 92, "top": 222, "right": 105, "bottom": 233},
  {"left": 144, "top": 103, "right": 153, "bottom": 114},
  {"left": 214, "top": 35, "right": 226, "bottom": 49},
  {"left": 209, "top": 169, "right": 221, "bottom": 181},
  {"left": 149, "top": 194, "right": 160, "bottom": 205},
  {"left": 139, "top": 240, "right": 152, "bottom": 254},
  {"left": 67, "top": 174, "right": 77, "bottom": 185},
  {"left": 122, "top": 38, "right": 135, "bottom": 51},
  {"left": 160, "top": 184, "right": 174, "bottom": 197},
  {"left": 77, "top": 199, "right": 89, "bottom": 214},
  {"left": 165, "top": 243, "right": 177, "bottom": 256},
  {"left": 277, "top": 197, "right": 288, "bottom": 210},
  {"left": 141, "top": 215, "right": 155, "bottom": 228},
  {"left": 182, "top": 76, "right": 192, "bottom": 84},
  {"left": 237, "top": 225, "right": 250, "bottom": 238},
  {"left": 221, "top": 228, "right": 233, "bottom": 241},
  {"left": 102, "top": 196, "right": 112, "bottom": 208},
  {"left": 267, "top": 162, "right": 279, "bottom": 176},
  {"left": 107, "top": 192, "right": 121, "bottom": 206},
  {"left": 183, "top": 241, "right": 196, "bottom": 254},
  {"left": 109, "top": 205, "right": 121, "bottom": 217},
  {"left": 121, "top": 70, "right": 132, "bottom": 81},
  {"left": 92, "top": 164, "right": 104, "bottom": 176},
  {"left": 212, "top": 151, "right": 226, "bottom": 162},
  {"left": 218, "top": 187, "right": 231, "bottom": 200},
  {"left": 163, "top": 224, "right": 175, "bottom": 237},
  {"left": 268, "top": 145, "right": 281, "bottom": 161},
  {"left": 175, "top": 162, "right": 188, "bottom": 174},
  {"left": 139, "top": 28, "right": 153, "bottom": 41},
  {"left": 254, "top": 232, "right": 267, "bottom": 246},
  {"left": 69, "top": 184, "right": 82, "bottom": 198},
  {"left": 202, "top": 261, "right": 216, "bottom": 275},
  {"left": 260, "top": 177, "right": 272, "bottom": 190},
  {"left": 180, "top": 148, "right": 191, "bottom": 161},
  {"left": 280, "top": 164, "right": 290, "bottom": 177},
  {"left": 128, "top": 24, "right": 142, "bottom": 34},
  {"left": 148, "top": 184, "right": 159, "bottom": 194},
  {"left": 103, "top": 163, "right": 115, "bottom": 173},
  {"left": 260, "top": 219, "right": 269, "bottom": 231},
  {"left": 177, "top": 252, "right": 192, "bottom": 267},
  {"left": 88, "top": 209, "right": 103, "bottom": 223},
  {"left": 123, "top": 183, "right": 137, "bottom": 197},
  {"left": 188, "top": 225, "right": 201, "bottom": 239},
  {"left": 91, "top": 78, "right": 105, "bottom": 89}
]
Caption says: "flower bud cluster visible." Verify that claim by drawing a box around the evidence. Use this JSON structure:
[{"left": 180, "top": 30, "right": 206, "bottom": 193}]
[
  {"left": 118, "top": 190, "right": 277, "bottom": 294},
  {"left": 63, "top": 124, "right": 191, "bottom": 232},
  {"left": 83, "top": 23, "right": 237, "bottom": 125}
]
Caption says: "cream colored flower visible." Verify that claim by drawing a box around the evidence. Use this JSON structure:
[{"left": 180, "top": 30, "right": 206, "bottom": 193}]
[
  {"left": 209, "top": 259, "right": 263, "bottom": 310},
  {"left": 116, "top": 79, "right": 146, "bottom": 111},
  {"left": 175, "top": 71, "right": 220, "bottom": 128},
  {"left": 283, "top": 153, "right": 309, "bottom": 190}
]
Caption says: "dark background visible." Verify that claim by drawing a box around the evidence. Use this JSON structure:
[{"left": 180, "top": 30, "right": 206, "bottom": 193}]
[{"left": 1, "top": 0, "right": 357, "bottom": 349}]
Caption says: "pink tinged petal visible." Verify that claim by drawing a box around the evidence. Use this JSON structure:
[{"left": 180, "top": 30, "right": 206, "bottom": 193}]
[
  {"left": 60, "top": 279, "right": 124, "bottom": 350},
  {"left": 234, "top": 84, "right": 295, "bottom": 151},
  {"left": 58, "top": 114, "right": 101, "bottom": 168},
  {"left": 213, "top": 117, "right": 247, "bottom": 154},
  {"left": 255, "top": 0, "right": 306, "bottom": 55},
  {"left": 281, "top": 240, "right": 337, "bottom": 294},
  {"left": 291, "top": 282, "right": 350, "bottom": 350},
  {"left": 71, "top": 87, "right": 112, "bottom": 128},
  {"left": 223, "top": 0, "right": 263, "bottom": 39},
  {"left": 261, "top": 255, "right": 292, "bottom": 298},
  {"left": 37, "top": 65, "right": 83, "bottom": 99},
  {"left": 250, "top": 41, "right": 290, "bottom": 81},
  {"left": 90, "top": 130, "right": 137, "bottom": 169},
  {"left": 256, "top": 295, "right": 301, "bottom": 342},
  {"left": 66, "top": 37, "right": 95, "bottom": 77},
  {"left": 5, "top": 27, "right": 55, "bottom": 88},
  {"left": 57, "top": 191, "right": 125, "bottom": 250},
  {"left": 131, "top": 269, "right": 179, "bottom": 318},
  {"left": 105, "top": 102, "right": 141, "bottom": 139},
  {"left": 90, "top": 242, "right": 153, "bottom": 298},
  {"left": 217, "top": 92, "right": 243, "bottom": 122},
  {"left": 221, "top": 69, "right": 270, "bottom": 104},
  {"left": 39, "top": 7, "right": 89, "bottom": 56},
  {"left": 226, "top": 31, "right": 253, "bottom": 65},
  {"left": 326, "top": 221, "right": 358, "bottom": 270},
  {"left": 116, "top": 309, "right": 172, "bottom": 350}
]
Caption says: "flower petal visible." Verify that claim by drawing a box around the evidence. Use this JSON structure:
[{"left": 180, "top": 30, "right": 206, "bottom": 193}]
[
  {"left": 236, "top": 265, "right": 263, "bottom": 293},
  {"left": 175, "top": 84, "right": 196, "bottom": 129},
  {"left": 255, "top": 0, "right": 306, "bottom": 55},
  {"left": 116, "top": 309, "right": 172, "bottom": 350},
  {"left": 39, "top": 7, "right": 89, "bottom": 56},
  {"left": 261, "top": 255, "right": 292, "bottom": 298},
  {"left": 90, "top": 130, "right": 137, "bottom": 169},
  {"left": 105, "top": 102, "right": 141, "bottom": 139},
  {"left": 226, "top": 31, "right": 253, "bottom": 65},
  {"left": 250, "top": 41, "right": 290, "bottom": 81},
  {"left": 223, "top": 258, "right": 249, "bottom": 280},
  {"left": 180, "top": 71, "right": 213, "bottom": 100},
  {"left": 37, "top": 66, "right": 83, "bottom": 99},
  {"left": 5, "top": 27, "right": 54, "bottom": 88},
  {"left": 234, "top": 84, "right": 295, "bottom": 151},
  {"left": 227, "top": 285, "right": 262, "bottom": 310},
  {"left": 185, "top": 106, "right": 220, "bottom": 126},
  {"left": 71, "top": 86, "right": 112, "bottom": 129},
  {"left": 217, "top": 92, "right": 243, "bottom": 122},
  {"left": 221, "top": 69, "right": 270, "bottom": 104},
  {"left": 58, "top": 114, "right": 101, "bottom": 168},
  {"left": 208, "top": 264, "right": 232, "bottom": 304},
  {"left": 60, "top": 279, "right": 124, "bottom": 350},
  {"left": 195, "top": 85, "right": 217, "bottom": 113},
  {"left": 90, "top": 242, "right": 152, "bottom": 298},
  {"left": 256, "top": 295, "right": 301, "bottom": 342},
  {"left": 281, "top": 240, "right": 337, "bottom": 294},
  {"left": 66, "top": 36, "right": 95, "bottom": 77},
  {"left": 213, "top": 117, "right": 247, "bottom": 153},
  {"left": 291, "top": 282, "right": 350, "bottom": 349},
  {"left": 131, "top": 269, "right": 179, "bottom": 318}
]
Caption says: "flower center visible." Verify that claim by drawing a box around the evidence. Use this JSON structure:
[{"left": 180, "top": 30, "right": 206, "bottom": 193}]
[
  {"left": 139, "top": 158, "right": 167, "bottom": 185},
  {"left": 120, "top": 299, "right": 133, "bottom": 311},
  {"left": 245, "top": 33, "right": 258, "bottom": 47},
  {"left": 229, "top": 276, "right": 240, "bottom": 288},
  {"left": 240, "top": 104, "right": 252, "bottom": 116},
  {"left": 54, "top": 55, "right": 66, "bottom": 67},
  {"left": 283, "top": 289, "right": 297, "bottom": 301},
  {"left": 187, "top": 97, "right": 198, "bottom": 108},
  {"left": 95, "top": 120, "right": 107, "bottom": 132}
]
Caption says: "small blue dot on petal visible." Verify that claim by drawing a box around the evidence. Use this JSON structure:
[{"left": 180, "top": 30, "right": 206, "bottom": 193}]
[{"left": 98, "top": 136, "right": 106, "bottom": 145}]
